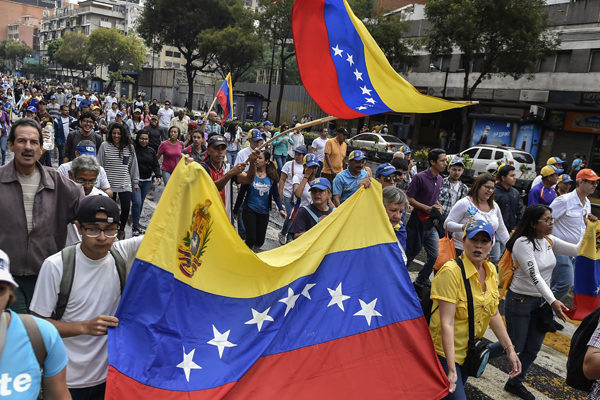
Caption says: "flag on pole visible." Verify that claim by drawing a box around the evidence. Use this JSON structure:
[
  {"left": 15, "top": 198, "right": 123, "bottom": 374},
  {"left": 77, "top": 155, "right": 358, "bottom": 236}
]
[
  {"left": 292, "top": 0, "right": 468, "bottom": 119},
  {"left": 566, "top": 221, "right": 600, "bottom": 321},
  {"left": 106, "top": 160, "right": 449, "bottom": 399},
  {"left": 216, "top": 73, "right": 233, "bottom": 125}
]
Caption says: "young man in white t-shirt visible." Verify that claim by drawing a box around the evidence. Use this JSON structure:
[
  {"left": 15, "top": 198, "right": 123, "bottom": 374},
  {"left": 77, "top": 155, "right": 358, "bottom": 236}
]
[
  {"left": 278, "top": 146, "right": 306, "bottom": 244},
  {"left": 311, "top": 127, "right": 329, "bottom": 177},
  {"left": 30, "top": 195, "right": 142, "bottom": 399}
]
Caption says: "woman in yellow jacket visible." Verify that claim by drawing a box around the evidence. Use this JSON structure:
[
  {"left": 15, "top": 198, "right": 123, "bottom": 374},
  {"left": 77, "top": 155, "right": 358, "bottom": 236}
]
[{"left": 429, "top": 219, "right": 522, "bottom": 399}]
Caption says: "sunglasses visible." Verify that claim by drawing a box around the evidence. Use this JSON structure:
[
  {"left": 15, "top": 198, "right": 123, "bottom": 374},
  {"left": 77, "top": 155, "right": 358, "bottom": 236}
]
[{"left": 383, "top": 175, "right": 402, "bottom": 183}]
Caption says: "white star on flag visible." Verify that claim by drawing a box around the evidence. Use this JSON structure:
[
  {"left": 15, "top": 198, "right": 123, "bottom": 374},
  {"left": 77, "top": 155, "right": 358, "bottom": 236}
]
[
  {"left": 327, "top": 282, "right": 351, "bottom": 311},
  {"left": 279, "top": 287, "right": 300, "bottom": 316},
  {"left": 353, "top": 69, "right": 363, "bottom": 81},
  {"left": 346, "top": 54, "right": 354, "bottom": 66},
  {"left": 356, "top": 106, "right": 367, "bottom": 111},
  {"left": 360, "top": 86, "right": 372, "bottom": 95},
  {"left": 354, "top": 298, "right": 382, "bottom": 326},
  {"left": 332, "top": 44, "right": 343, "bottom": 57},
  {"left": 365, "top": 98, "right": 376, "bottom": 104},
  {"left": 176, "top": 347, "right": 202, "bottom": 382},
  {"left": 207, "top": 325, "right": 237, "bottom": 359},
  {"left": 301, "top": 283, "right": 316, "bottom": 299},
  {"left": 245, "top": 307, "right": 274, "bottom": 332}
]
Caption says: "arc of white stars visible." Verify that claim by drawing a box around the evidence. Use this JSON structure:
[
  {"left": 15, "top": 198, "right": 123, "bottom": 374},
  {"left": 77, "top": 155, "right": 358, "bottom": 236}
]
[
  {"left": 332, "top": 44, "right": 343, "bottom": 57},
  {"left": 207, "top": 325, "right": 237, "bottom": 359},
  {"left": 176, "top": 346, "right": 202, "bottom": 382},
  {"left": 353, "top": 298, "right": 382, "bottom": 326},
  {"left": 365, "top": 98, "right": 376, "bottom": 104},
  {"left": 360, "top": 86, "right": 372, "bottom": 95},
  {"left": 245, "top": 307, "right": 274, "bottom": 332},
  {"left": 327, "top": 282, "right": 351, "bottom": 311},
  {"left": 346, "top": 54, "right": 354, "bottom": 66},
  {"left": 353, "top": 69, "right": 363, "bottom": 81}
]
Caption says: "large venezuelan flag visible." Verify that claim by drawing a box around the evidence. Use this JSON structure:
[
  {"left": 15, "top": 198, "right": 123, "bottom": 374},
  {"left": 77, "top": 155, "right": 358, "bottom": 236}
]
[
  {"left": 216, "top": 73, "right": 233, "bottom": 125},
  {"left": 566, "top": 221, "right": 600, "bottom": 321},
  {"left": 292, "top": 0, "right": 467, "bottom": 119},
  {"left": 106, "top": 159, "right": 449, "bottom": 399}
]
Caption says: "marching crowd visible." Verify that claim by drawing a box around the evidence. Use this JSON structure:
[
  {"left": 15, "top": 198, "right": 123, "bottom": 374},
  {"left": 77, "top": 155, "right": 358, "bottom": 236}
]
[{"left": 2, "top": 75, "right": 600, "bottom": 400}]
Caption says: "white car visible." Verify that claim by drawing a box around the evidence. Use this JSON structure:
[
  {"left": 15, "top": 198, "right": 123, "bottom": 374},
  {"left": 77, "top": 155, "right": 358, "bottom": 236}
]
[
  {"left": 348, "top": 133, "right": 407, "bottom": 153},
  {"left": 449, "top": 145, "right": 536, "bottom": 189}
]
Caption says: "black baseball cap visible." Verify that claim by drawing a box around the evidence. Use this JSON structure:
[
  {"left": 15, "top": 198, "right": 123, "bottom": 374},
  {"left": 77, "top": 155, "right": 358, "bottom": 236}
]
[
  {"left": 207, "top": 135, "right": 227, "bottom": 148},
  {"left": 76, "top": 195, "right": 120, "bottom": 224}
]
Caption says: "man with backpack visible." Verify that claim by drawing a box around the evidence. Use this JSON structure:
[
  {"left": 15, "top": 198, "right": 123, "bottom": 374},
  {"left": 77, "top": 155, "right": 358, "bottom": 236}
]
[{"left": 29, "top": 195, "right": 142, "bottom": 400}]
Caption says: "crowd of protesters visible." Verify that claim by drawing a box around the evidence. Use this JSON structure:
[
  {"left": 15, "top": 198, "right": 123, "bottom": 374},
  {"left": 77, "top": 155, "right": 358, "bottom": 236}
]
[{"left": 2, "top": 75, "right": 600, "bottom": 400}]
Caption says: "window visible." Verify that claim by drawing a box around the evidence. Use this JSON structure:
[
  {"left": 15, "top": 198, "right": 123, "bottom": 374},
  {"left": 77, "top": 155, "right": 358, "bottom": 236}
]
[
  {"left": 555, "top": 51, "right": 571, "bottom": 72},
  {"left": 173, "top": 63, "right": 180, "bottom": 69},
  {"left": 478, "top": 149, "right": 493, "bottom": 160},
  {"left": 493, "top": 151, "right": 504, "bottom": 160},
  {"left": 590, "top": 50, "right": 600, "bottom": 72},
  {"left": 173, "top": 52, "right": 180, "bottom": 58},
  {"left": 165, "top": 50, "right": 173, "bottom": 57},
  {"left": 430, "top": 55, "right": 451, "bottom": 71},
  {"left": 511, "top": 151, "right": 534, "bottom": 164},
  {"left": 101, "top": 17, "right": 109, "bottom": 22},
  {"left": 165, "top": 61, "right": 172, "bottom": 67},
  {"left": 354, "top": 134, "right": 374, "bottom": 142},
  {"left": 462, "top": 148, "right": 479, "bottom": 158},
  {"left": 538, "top": 55, "right": 554, "bottom": 72}
]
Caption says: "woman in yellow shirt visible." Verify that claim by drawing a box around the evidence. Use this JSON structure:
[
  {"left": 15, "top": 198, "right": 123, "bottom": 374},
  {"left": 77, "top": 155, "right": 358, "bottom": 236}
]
[{"left": 429, "top": 219, "right": 521, "bottom": 399}]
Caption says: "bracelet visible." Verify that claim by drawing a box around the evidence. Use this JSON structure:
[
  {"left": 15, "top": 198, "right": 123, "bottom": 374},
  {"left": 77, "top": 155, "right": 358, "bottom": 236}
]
[{"left": 504, "top": 344, "right": 515, "bottom": 351}]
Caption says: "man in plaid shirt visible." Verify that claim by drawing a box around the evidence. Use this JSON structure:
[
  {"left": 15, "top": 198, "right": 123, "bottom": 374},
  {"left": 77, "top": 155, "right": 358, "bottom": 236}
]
[{"left": 438, "top": 157, "right": 468, "bottom": 220}]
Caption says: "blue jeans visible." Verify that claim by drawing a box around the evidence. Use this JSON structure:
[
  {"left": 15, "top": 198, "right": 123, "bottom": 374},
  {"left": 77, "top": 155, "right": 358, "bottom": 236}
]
[
  {"left": 274, "top": 154, "right": 287, "bottom": 176},
  {"left": 317, "top": 161, "right": 323, "bottom": 177},
  {"left": 280, "top": 196, "right": 295, "bottom": 237},
  {"left": 162, "top": 170, "right": 172, "bottom": 186},
  {"left": 0, "top": 135, "right": 7, "bottom": 165},
  {"left": 406, "top": 214, "right": 439, "bottom": 286},
  {"left": 551, "top": 254, "right": 574, "bottom": 302},
  {"left": 226, "top": 150, "right": 238, "bottom": 166},
  {"left": 502, "top": 290, "right": 547, "bottom": 385},
  {"left": 438, "top": 356, "right": 468, "bottom": 400},
  {"left": 131, "top": 180, "right": 153, "bottom": 229}
]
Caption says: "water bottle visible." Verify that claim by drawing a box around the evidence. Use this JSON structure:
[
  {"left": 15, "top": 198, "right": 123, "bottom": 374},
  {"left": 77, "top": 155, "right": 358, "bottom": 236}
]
[{"left": 43, "top": 122, "right": 55, "bottom": 151}]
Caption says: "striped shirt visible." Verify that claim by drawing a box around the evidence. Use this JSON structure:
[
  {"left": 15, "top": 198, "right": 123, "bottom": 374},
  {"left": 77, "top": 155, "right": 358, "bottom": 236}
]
[
  {"left": 97, "top": 142, "right": 139, "bottom": 192},
  {"left": 16, "top": 168, "right": 41, "bottom": 232}
]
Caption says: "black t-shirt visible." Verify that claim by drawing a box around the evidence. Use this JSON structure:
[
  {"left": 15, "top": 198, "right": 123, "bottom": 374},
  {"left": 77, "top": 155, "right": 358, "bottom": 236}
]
[{"left": 289, "top": 204, "right": 334, "bottom": 235}]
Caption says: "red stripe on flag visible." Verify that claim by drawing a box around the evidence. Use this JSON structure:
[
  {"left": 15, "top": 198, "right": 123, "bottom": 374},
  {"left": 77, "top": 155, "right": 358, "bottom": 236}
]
[
  {"left": 292, "top": 0, "right": 365, "bottom": 119},
  {"left": 107, "top": 318, "right": 448, "bottom": 399},
  {"left": 566, "top": 293, "right": 600, "bottom": 321}
]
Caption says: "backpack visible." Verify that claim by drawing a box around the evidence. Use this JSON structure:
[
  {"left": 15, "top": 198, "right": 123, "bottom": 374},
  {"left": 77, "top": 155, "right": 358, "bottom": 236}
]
[
  {"left": 51, "top": 244, "right": 126, "bottom": 321},
  {"left": 567, "top": 306, "right": 600, "bottom": 391},
  {"left": 498, "top": 236, "right": 553, "bottom": 300},
  {"left": 19, "top": 314, "right": 46, "bottom": 371}
]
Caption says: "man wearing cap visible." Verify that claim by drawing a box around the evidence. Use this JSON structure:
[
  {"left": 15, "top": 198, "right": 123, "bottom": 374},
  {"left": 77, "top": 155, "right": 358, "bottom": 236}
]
[
  {"left": 64, "top": 111, "right": 102, "bottom": 163},
  {"left": 141, "top": 115, "right": 167, "bottom": 153},
  {"left": 157, "top": 100, "right": 174, "bottom": 129},
  {"left": 199, "top": 135, "right": 257, "bottom": 222},
  {"left": 494, "top": 164, "right": 523, "bottom": 234},
  {"left": 550, "top": 168, "right": 599, "bottom": 306},
  {"left": 311, "top": 127, "right": 329, "bottom": 176},
  {"left": 170, "top": 109, "right": 189, "bottom": 139},
  {"left": 204, "top": 111, "right": 222, "bottom": 137},
  {"left": 288, "top": 177, "right": 334, "bottom": 239},
  {"left": 438, "top": 158, "right": 469, "bottom": 221},
  {"left": 406, "top": 148, "right": 447, "bottom": 294},
  {"left": 278, "top": 145, "right": 307, "bottom": 244},
  {"left": 57, "top": 140, "right": 112, "bottom": 197},
  {"left": 555, "top": 174, "right": 572, "bottom": 196},
  {"left": 375, "top": 162, "right": 401, "bottom": 189},
  {"left": 0, "top": 249, "right": 71, "bottom": 399},
  {"left": 332, "top": 150, "right": 371, "bottom": 207},
  {"left": 531, "top": 156, "right": 566, "bottom": 188},
  {"left": 30, "top": 195, "right": 142, "bottom": 398},
  {"left": 528, "top": 165, "right": 562, "bottom": 206},
  {"left": 0, "top": 118, "right": 84, "bottom": 313},
  {"left": 322, "top": 127, "right": 348, "bottom": 185},
  {"left": 235, "top": 129, "right": 264, "bottom": 170},
  {"left": 47, "top": 95, "right": 61, "bottom": 120}
]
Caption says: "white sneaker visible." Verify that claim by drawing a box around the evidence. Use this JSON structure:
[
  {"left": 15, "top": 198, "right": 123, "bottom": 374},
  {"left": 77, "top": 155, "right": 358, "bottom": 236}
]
[{"left": 278, "top": 232, "right": 286, "bottom": 245}]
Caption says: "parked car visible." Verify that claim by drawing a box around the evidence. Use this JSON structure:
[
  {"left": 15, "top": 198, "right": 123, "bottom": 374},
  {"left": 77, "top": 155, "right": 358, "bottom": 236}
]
[
  {"left": 348, "top": 133, "right": 407, "bottom": 153},
  {"left": 448, "top": 145, "right": 536, "bottom": 190}
]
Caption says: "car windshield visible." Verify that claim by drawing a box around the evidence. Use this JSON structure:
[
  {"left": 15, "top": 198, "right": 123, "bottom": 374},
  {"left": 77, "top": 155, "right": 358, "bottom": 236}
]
[
  {"left": 511, "top": 151, "right": 534, "bottom": 164},
  {"left": 380, "top": 135, "right": 403, "bottom": 143}
]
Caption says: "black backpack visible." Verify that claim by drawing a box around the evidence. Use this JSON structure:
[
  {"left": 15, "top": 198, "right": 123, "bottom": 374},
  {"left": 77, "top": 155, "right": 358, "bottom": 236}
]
[{"left": 566, "top": 306, "right": 600, "bottom": 391}]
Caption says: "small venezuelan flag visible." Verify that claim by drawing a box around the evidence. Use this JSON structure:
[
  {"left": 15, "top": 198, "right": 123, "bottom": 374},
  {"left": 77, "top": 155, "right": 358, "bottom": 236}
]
[
  {"left": 216, "top": 73, "right": 233, "bottom": 125},
  {"left": 566, "top": 220, "right": 600, "bottom": 321},
  {"left": 106, "top": 159, "right": 449, "bottom": 399}
]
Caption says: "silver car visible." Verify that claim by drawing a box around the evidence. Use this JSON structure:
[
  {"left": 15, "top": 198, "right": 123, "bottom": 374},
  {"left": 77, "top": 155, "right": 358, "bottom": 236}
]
[{"left": 348, "top": 133, "right": 407, "bottom": 153}]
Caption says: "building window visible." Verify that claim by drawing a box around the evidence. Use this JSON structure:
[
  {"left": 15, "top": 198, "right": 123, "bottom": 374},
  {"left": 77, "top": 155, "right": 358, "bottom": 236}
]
[
  {"left": 173, "top": 62, "right": 180, "bottom": 69},
  {"left": 589, "top": 50, "right": 600, "bottom": 72},
  {"left": 165, "top": 50, "right": 173, "bottom": 57},
  {"left": 555, "top": 51, "right": 571, "bottom": 72},
  {"left": 173, "top": 52, "right": 180, "bottom": 58},
  {"left": 165, "top": 61, "right": 172, "bottom": 67},
  {"left": 101, "top": 17, "right": 109, "bottom": 22},
  {"left": 430, "top": 55, "right": 451, "bottom": 71}
]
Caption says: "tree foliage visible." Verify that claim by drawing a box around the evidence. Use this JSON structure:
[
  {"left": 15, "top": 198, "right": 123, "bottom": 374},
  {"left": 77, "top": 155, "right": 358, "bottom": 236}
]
[
  {"left": 0, "top": 40, "right": 33, "bottom": 71},
  {"left": 364, "top": 14, "right": 416, "bottom": 73},
  {"left": 425, "top": 0, "right": 559, "bottom": 99},
  {"left": 87, "top": 28, "right": 146, "bottom": 73},
  {"left": 46, "top": 39, "right": 63, "bottom": 62},
  {"left": 53, "top": 31, "right": 89, "bottom": 75}
]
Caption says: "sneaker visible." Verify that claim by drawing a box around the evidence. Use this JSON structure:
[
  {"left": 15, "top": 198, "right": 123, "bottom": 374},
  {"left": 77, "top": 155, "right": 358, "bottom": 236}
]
[
  {"left": 552, "top": 320, "right": 564, "bottom": 331},
  {"left": 504, "top": 382, "right": 534, "bottom": 400},
  {"left": 132, "top": 227, "right": 144, "bottom": 236},
  {"left": 278, "top": 232, "right": 286, "bottom": 245}
]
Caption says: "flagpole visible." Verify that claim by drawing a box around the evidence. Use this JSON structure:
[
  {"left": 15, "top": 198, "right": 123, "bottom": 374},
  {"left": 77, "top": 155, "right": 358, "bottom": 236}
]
[
  {"left": 258, "top": 115, "right": 338, "bottom": 151},
  {"left": 206, "top": 96, "right": 218, "bottom": 116}
]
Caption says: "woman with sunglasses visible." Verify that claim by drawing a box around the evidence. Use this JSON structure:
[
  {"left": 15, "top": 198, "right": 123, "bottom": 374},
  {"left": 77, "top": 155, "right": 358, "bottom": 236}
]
[
  {"left": 490, "top": 204, "right": 578, "bottom": 400},
  {"left": 444, "top": 173, "right": 509, "bottom": 263}
]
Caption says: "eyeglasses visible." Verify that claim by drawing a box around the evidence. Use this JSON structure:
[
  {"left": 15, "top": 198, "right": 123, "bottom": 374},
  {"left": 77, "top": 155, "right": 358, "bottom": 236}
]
[
  {"left": 538, "top": 217, "right": 555, "bottom": 225},
  {"left": 383, "top": 176, "right": 402, "bottom": 183},
  {"left": 82, "top": 226, "right": 118, "bottom": 238},
  {"left": 75, "top": 178, "right": 98, "bottom": 186},
  {"left": 584, "top": 179, "right": 599, "bottom": 185},
  {"left": 482, "top": 185, "right": 495, "bottom": 191}
]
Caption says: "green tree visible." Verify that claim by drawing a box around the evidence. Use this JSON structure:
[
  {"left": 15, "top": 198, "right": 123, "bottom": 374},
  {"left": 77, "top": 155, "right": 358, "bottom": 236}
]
[
  {"left": 138, "top": 0, "right": 234, "bottom": 110},
  {"left": 3, "top": 40, "right": 32, "bottom": 71},
  {"left": 53, "top": 31, "right": 90, "bottom": 79},
  {"left": 22, "top": 62, "right": 50, "bottom": 78},
  {"left": 425, "top": 0, "right": 559, "bottom": 99},
  {"left": 87, "top": 28, "right": 146, "bottom": 73},
  {"left": 46, "top": 39, "right": 63, "bottom": 62}
]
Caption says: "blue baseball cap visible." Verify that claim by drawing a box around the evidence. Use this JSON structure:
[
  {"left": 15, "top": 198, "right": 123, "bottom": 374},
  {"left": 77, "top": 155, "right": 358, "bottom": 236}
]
[
  {"left": 463, "top": 219, "right": 494, "bottom": 241},
  {"left": 304, "top": 153, "right": 319, "bottom": 167},
  {"left": 26, "top": 106, "right": 36, "bottom": 113},
  {"left": 249, "top": 129, "right": 263, "bottom": 142},
  {"left": 399, "top": 145, "right": 411, "bottom": 155},
  {"left": 557, "top": 174, "right": 572, "bottom": 184},
  {"left": 117, "top": 111, "right": 124, "bottom": 117},
  {"left": 449, "top": 157, "right": 465, "bottom": 167},
  {"left": 263, "top": 120, "right": 273, "bottom": 126},
  {"left": 376, "top": 163, "right": 396, "bottom": 177},
  {"left": 294, "top": 145, "right": 307, "bottom": 154},
  {"left": 76, "top": 144, "right": 97, "bottom": 156},
  {"left": 310, "top": 177, "right": 331, "bottom": 191},
  {"left": 348, "top": 150, "right": 365, "bottom": 161}
]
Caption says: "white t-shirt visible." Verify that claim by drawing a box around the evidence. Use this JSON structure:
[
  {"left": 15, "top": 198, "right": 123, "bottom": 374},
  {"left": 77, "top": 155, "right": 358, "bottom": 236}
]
[
  {"left": 288, "top": 133, "right": 305, "bottom": 158},
  {"left": 511, "top": 235, "right": 579, "bottom": 305},
  {"left": 65, "top": 187, "right": 109, "bottom": 246},
  {"left": 57, "top": 161, "right": 110, "bottom": 191},
  {"left": 311, "top": 137, "right": 328, "bottom": 162},
  {"left": 106, "top": 109, "right": 118, "bottom": 124},
  {"left": 235, "top": 146, "right": 253, "bottom": 172},
  {"left": 104, "top": 95, "right": 117, "bottom": 111},
  {"left": 550, "top": 189, "right": 591, "bottom": 244},
  {"left": 17, "top": 168, "right": 41, "bottom": 233},
  {"left": 157, "top": 107, "right": 174, "bottom": 128},
  {"left": 281, "top": 160, "right": 304, "bottom": 198},
  {"left": 292, "top": 174, "right": 312, "bottom": 207},
  {"left": 29, "top": 237, "right": 143, "bottom": 388}
]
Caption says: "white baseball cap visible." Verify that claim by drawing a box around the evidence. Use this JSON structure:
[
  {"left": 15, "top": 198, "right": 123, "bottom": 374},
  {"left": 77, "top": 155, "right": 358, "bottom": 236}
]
[{"left": 0, "top": 250, "right": 18, "bottom": 287}]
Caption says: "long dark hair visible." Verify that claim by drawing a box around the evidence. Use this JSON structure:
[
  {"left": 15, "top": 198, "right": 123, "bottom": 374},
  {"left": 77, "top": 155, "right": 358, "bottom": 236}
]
[
  {"left": 107, "top": 123, "right": 132, "bottom": 155},
  {"left": 505, "top": 204, "right": 552, "bottom": 252},
  {"left": 225, "top": 122, "right": 238, "bottom": 143},
  {"left": 468, "top": 173, "right": 495, "bottom": 209},
  {"left": 261, "top": 150, "right": 279, "bottom": 183}
]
